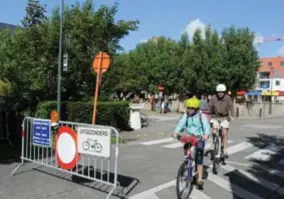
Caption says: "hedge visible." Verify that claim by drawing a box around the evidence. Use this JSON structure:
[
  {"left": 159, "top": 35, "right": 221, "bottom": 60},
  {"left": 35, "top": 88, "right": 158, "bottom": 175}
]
[{"left": 36, "top": 101, "right": 131, "bottom": 130}]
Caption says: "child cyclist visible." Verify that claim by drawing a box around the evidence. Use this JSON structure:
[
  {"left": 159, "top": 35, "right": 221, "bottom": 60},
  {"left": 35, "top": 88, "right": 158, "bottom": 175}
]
[{"left": 172, "top": 97, "right": 210, "bottom": 187}]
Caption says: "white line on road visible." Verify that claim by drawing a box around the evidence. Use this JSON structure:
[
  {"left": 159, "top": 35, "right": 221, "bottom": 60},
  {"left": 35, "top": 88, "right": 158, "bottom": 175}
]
[
  {"left": 140, "top": 138, "right": 174, "bottom": 145},
  {"left": 225, "top": 161, "right": 250, "bottom": 167},
  {"left": 227, "top": 141, "right": 252, "bottom": 155},
  {"left": 129, "top": 141, "right": 252, "bottom": 199},
  {"left": 129, "top": 179, "right": 212, "bottom": 199},
  {"left": 162, "top": 142, "right": 183, "bottom": 148},
  {"left": 269, "top": 170, "right": 284, "bottom": 179},
  {"left": 245, "top": 144, "right": 284, "bottom": 161},
  {"left": 128, "top": 180, "right": 175, "bottom": 199},
  {"left": 162, "top": 140, "right": 234, "bottom": 149},
  {"left": 189, "top": 188, "right": 212, "bottom": 199},
  {"left": 206, "top": 172, "right": 264, "bottom": 199},
  {"left": 253, "top": 164, "right": 284, "bottom": 179},
  {"left": 222, "top": 164, "right": 280, "bottom": 191}
]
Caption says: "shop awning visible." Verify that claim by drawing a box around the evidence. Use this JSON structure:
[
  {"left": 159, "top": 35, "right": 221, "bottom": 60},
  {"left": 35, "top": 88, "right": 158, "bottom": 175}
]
[
  {"left": 237, "top": 90, "right": 246, "bottom": 96},
  {"left": 277, "top": 91, "right": 284, "bottom": 96},
  {"left": 261, "top": 90, "right": 279, "bottom": 96},
  {"left": 247, "top": 90, "right": 261, "bottom": 96}
]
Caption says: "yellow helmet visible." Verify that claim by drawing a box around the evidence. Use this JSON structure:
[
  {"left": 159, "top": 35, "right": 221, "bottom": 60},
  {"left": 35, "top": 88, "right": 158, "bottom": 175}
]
[{"left": 185, "top": 97, "right": 200, "bottom": 109}]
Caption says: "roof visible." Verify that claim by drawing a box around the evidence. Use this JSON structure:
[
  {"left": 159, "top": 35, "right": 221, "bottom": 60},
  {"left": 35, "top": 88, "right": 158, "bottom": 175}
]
[{"left": 0, "top": 22, "right": 18, "bottom": 30}]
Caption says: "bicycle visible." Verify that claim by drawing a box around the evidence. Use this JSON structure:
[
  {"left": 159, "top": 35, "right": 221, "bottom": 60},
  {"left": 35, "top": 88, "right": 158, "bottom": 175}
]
[
  {"left": 175, "top": 134, "right": 203, "bottom": 199},
  {"left": 210, "top": 119, "right": 226, "bottom": 175}
]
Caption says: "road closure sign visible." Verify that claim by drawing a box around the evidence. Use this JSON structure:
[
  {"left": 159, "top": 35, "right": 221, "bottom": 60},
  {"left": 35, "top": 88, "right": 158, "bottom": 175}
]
[
  {"left": 32, "top": 119, "right": 51, "bottom": 147},
  {"left": 77, "top": 127, "right": 111, "bottom": 158}
]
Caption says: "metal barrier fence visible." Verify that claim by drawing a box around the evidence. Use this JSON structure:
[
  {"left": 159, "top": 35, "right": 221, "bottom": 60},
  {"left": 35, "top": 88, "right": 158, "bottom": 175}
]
[{"left": 11, "top": 117, "right": 120, "bottom": 199}]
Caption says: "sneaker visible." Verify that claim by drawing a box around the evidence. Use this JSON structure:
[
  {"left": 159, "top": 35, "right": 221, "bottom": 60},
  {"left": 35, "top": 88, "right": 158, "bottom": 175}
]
[{"left": 197, "top": 180, "right": 204, "bottom": 189}]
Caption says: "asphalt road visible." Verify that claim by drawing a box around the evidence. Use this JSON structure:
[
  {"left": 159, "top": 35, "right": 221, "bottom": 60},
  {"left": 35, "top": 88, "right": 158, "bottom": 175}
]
[{"left": 1, "top": 117, "right": 284, "bottom": 199}]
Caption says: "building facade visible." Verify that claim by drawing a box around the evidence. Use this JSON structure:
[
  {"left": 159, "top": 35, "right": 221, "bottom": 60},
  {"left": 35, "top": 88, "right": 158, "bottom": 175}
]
[{"left": 255, "top": 57, "right": 284, "bottom": 102}]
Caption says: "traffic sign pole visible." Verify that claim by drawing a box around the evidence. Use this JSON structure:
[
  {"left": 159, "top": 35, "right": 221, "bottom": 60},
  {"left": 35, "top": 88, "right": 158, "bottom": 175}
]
[
  {"left": 92, "top": 51, "right": 110, "bottom": 124},
  {"left": 92, "top": 53, "right": 101, "bottom": 124}
]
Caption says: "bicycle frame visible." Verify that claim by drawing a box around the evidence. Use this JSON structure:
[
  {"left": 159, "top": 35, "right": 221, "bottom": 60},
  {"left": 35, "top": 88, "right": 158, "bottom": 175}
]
[
  {"left": 185, "top": 147, "right": 196, "bottom": 180},
  {"left": 176, "top": 135, "right": 204, "bottom": 198},
  {"left": 179, "top": 135, "right": 200, "bottom": 180},
  {"left": 214, "top": 120, "right": 223, "bottom": 158}
]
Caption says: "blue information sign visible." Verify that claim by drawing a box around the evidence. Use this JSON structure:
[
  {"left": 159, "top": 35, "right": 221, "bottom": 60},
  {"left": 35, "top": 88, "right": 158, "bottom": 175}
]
[{"left": 33, "top": 119, "right": 51, "bottom": 147}]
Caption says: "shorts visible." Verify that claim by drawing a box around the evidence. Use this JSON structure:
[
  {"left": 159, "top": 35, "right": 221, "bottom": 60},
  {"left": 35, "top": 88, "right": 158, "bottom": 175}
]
[{"left": 210, "top": 118, "right": 230, "bottom": 129}]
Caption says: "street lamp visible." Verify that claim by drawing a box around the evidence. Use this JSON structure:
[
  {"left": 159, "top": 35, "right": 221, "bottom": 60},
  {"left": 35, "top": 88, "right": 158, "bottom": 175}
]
[
  {"left": 269, "top": 66, "right": 275, "bottom": 114},
  {"left": 57, "top": 0, "right": 64, "bottom": 119}
]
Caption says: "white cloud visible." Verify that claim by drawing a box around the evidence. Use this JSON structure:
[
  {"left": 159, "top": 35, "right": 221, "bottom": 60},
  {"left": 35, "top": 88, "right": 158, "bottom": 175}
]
[
  {"left": 253, "top": 33, "right": 264, "bottom": 45},
  {"left": 184, "top": 19, "right": 206, "bottom": 41},
  {"left": 277, "top": 46, "right": 284, "bottom": 56}
]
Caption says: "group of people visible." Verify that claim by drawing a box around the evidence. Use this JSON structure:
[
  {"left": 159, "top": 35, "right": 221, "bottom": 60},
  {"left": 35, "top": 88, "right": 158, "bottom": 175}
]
[{"left": 173, "top": 84, "right": 235, "bottom": 188}]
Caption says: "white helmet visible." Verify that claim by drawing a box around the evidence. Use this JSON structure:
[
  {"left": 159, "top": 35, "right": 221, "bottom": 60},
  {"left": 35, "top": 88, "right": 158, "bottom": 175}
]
[{"left": 216, "top": 84, "right": 227, "bottom": 92}]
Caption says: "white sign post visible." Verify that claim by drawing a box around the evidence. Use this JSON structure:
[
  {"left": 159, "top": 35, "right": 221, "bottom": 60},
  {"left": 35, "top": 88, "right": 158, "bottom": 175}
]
[{"left": 77, "top": 127, "right": 111, "bottom": 158}]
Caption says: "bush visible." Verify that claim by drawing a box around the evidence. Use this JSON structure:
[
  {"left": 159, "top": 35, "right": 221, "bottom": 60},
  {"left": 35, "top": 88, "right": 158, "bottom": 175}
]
[{"left": 36, "top": 100, "right": 130, "bottom": 130}]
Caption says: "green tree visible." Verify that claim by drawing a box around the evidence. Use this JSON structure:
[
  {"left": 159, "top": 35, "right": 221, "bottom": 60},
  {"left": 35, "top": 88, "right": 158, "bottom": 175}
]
[
  {"left": 181, "top": 26, "right": 258, "bottom": 95},
  {"left": 60, "top": 1, "right": 138, "bottom": 101},
  {"left": 222, "top": 26, "right": 259, "bottom": 93},
  {"left": 0, "top": 0, "right": 139, "bottom": 112},
  {"left": 114, "top": 37, "right": 185, "bottom": 94}
]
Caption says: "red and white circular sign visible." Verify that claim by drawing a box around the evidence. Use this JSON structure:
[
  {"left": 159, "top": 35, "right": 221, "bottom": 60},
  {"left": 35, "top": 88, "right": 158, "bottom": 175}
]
[{"left": 56, "top": 126, "right": 80, "bottom": 170}]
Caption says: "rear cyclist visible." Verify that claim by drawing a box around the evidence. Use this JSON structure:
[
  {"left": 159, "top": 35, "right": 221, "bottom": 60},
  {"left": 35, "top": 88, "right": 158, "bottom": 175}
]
[
  {"left": 209, "top": 84, "right": 235, "bottom": 158},
  {"left": 172, "top": 97, "right": 210, "bottom": 187}
]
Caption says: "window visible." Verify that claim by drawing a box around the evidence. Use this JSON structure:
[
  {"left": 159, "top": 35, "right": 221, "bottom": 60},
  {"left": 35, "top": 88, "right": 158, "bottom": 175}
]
[
  {"left": 275, "top": 80, "right": 280, "bottom": 86},
  {"left": 280, "top": 61, "right": 284, "bottom": 66},
  {"left": 268, "top": 62, "right": 273, "bottom": 66},
  {"left": 274, "top": 70, "right": 281, "bottom": 77}
]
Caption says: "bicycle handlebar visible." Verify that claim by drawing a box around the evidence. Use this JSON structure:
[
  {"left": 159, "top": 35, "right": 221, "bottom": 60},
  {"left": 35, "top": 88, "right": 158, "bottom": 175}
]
[{"left": 176, "top": 134, "right": 203, "bottom": 144}]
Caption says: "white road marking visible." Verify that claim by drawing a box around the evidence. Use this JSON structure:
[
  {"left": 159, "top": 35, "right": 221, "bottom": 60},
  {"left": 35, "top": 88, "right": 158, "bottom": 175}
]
[
  {"left": 225, "top": 161, "right": 250, "bottom": 167},
  {"left": 140, "top": 138, "right": 174, "bottom": 145},
  {"left": 162, "top": 139, "right": 234, "bottom": 149},
  {"left": 129, "top": 192, "right": 160, "bottom": 199},
  {"left": 269, "top": 170, "right": 284, "bottom": 179},
  {"left": 129, "top": 179, "right": 212, "bottom": 199},
  {"left": 227, "top": 141, "right": 252, "bottom": 155},
  {"left": 130, "top": 142, "right": 252, "bottom": 199},
  {"left": 190, "top": 189, "right": 212, "bottom": 199},
  {"left": 245, "top": 145, "right": 284, "bottom": 161},
  {"left": 206, "top": 172, "right": 264, "bottom": 199},
  {"left": 255, "top": 164, "right": 284, "bottom": 179},
  {"left": 162, "top": 142, "right": 183, "bottom": 148},
  {"left": 129, "top": 180, "right": 175, "bottom": 199},
  {"left": 148, "top": 116, "right": 178, "bottom": 121},
  {"left": 222, "top": 164, "right": 280, "bottom": 191}
]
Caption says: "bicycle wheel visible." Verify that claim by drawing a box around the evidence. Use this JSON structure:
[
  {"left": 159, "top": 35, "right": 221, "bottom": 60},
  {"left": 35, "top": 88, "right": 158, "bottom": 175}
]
[
  {"left": 212, "top": 136, "right": 220, "bottom": 174},
  {"left": 176, "top": 160, "right": 194, "bottom": 199}
]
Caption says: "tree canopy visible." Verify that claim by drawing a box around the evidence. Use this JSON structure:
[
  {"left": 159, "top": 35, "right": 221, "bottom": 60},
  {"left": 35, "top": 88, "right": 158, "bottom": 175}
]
[
  {"left": 109, "top": 26, "right": 259, "bottom": 96},
  {"left": 0, "top": 0, "right": 138, "bottom": 111},
  {"left": 0, "top": 0, "right": 259, "bottom": 112}
]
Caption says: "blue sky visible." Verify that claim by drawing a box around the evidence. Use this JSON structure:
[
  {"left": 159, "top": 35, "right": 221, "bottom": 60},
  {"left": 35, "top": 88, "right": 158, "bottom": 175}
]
[{"left": 1, "top": 0, "right": 284, "bottom": 57}]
